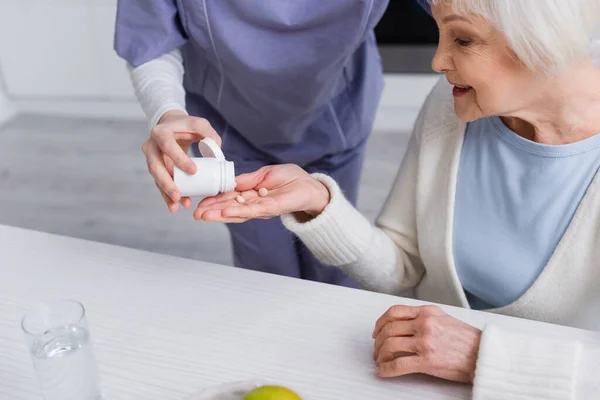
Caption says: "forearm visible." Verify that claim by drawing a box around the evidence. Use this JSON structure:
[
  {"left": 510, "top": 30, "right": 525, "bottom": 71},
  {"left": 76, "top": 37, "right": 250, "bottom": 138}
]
[
  {"left": 281, "top": 174, "right": 424, "bottom": 294},
  {"left": 127, "top": 48, "right": 187, "bottom": 130}
]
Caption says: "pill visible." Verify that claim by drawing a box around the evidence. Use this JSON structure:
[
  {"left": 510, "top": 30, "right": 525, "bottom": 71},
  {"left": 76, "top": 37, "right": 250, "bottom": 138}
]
[
  {"left": 235, "top": 195, "right": 245, "bottom": 204},
  {"left": 258, "top": 188, "right": 268, "bottom": 197}
]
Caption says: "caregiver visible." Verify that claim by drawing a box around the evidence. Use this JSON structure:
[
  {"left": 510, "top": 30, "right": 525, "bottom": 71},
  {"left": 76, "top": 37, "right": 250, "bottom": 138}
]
[
  {"left": 195, "top": 0, "right": 600, "bottom": 398},
  {"left": 114, "top": 0, "right": 408, "bottom": 287}
]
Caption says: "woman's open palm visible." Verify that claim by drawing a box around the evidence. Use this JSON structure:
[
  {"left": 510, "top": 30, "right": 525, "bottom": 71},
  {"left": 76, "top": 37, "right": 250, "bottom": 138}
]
[{"left": 193, "top": 164, "right": 329, "bottom": 223}]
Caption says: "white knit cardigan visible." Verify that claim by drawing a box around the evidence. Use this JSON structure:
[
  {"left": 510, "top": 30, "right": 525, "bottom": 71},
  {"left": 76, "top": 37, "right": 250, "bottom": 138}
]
[{"left": 281, "top": 78, "right": 600, "bottom": 399}]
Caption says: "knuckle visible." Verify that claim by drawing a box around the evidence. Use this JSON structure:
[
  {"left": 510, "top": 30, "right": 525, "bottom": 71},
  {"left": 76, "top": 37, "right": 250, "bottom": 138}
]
[
  {"left": 383, "top": 322, "right": 395, "bottom": 337},
  {"left": 157, "top": 136, "right": 170, "bottom": 148},
  {"left": 260, "top": 167, "right": 273, "bottom": 181},
  {"left": 420, "top": 336, "right": 435, "bottom": 354},
  {"left": 150, "top": 126, "right": 162, "bottom": 139},
  {"left": 419, "top": 317, "right": 437, "bottom": 336},
  {"left": 378, "top": 338, "right": 392, "bottom": 355},
  {"left": 389, "top": 305, "right": 404, "bottom": 317},
  {"left": 170, "top": 150, "right": 184, "bottom": 163},
  {"left": 392, "top": 357, "right": 406, "bottom": 371},
  {"left": 147, "top": 162, "right": 157, "bottom": 176},
  {"left": 193, "top": 117, "right": 209, "bottom": 131},
  {"left": 422, "top": 305, "right": 443, "bottom": 315},
  {"left": 154, "top": 182, "right": 165, "bottom": 195}
]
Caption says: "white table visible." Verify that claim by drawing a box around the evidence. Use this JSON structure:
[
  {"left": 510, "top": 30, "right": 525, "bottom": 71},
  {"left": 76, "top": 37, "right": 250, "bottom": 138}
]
[{"left": 1, "top": 225, "right": 599, "bottom": 400}]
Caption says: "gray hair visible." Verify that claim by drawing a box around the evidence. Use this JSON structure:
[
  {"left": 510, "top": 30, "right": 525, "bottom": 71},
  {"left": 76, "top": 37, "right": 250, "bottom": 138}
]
[{"left": 428, "top": 0, "right": 600, "bottom": 74}]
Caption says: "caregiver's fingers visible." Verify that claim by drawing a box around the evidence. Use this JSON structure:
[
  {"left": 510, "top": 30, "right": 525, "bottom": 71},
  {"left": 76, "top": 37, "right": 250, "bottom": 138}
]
[
  {"left": 152, "top": 116, "right": 222, "bottom": 168},
  {"left": 154, "top": 181, "right": 179, "bottom": 213},
  {"left": 376, "top": 355, "right": 424, "bottom": 378},
  {"left": 168, "top": 154, "right": 191, "bottom": 210},
  {"left": 375, "top": 336, "right": 418, "bottom": 364},
  {"left": 164, "top": 158, "right": 191, "bottom": 208},
  {"left": 155, "top": 134, "right": 194, "bottom": 175},
  {"left": 160, "top": 154, "right": 191, "bottom": 209},
  {"left": 181, "top": 197, "right": 192, "bottom": 209},
  {"left": 144, "top": 140, "right": 181, "bottom": 203}
]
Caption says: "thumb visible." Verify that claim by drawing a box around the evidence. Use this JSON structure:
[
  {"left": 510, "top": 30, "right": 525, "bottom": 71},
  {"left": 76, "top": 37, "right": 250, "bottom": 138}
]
[{"left": 235, "top": 166, "right": 271, "bottom": 191}]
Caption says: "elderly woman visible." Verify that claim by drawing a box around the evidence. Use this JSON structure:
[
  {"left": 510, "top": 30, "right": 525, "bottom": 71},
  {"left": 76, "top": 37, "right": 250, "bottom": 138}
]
[{"left": 195, "top": 0, "right": 600, "bottom": 398}]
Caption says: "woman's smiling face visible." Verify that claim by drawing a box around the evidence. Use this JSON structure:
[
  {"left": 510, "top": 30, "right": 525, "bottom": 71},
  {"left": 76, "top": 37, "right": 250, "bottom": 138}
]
[{"left": 430, "top": 2, "right": 550, "bottom": 122}]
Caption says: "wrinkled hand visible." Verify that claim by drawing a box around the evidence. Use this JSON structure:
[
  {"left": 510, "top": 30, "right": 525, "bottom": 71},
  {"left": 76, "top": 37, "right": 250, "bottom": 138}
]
[
  {"left": 142, "top": 110, "right": 222, "bottom": 213},
  {"left": 372, "top": 305, "right": 481, "bottom": 383},
  {"left": 194, "top": 164, "right": 330, "bottom": 223}
]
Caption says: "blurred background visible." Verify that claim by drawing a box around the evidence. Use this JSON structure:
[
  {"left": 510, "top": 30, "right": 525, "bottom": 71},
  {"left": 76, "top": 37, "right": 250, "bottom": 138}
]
[{"left": 0, "top": 0, "right": 440, "bottom": 266}]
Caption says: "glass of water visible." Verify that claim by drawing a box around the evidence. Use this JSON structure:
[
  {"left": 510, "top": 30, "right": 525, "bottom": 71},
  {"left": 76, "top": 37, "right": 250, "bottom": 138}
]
[{"left": 21, "top": 300, "right": 104, "bottom": 400}]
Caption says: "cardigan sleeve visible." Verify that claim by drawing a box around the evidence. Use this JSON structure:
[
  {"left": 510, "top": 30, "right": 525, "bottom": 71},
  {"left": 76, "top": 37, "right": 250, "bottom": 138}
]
[
  {"left": 471, "top": 324, "right": 600, "bottom": 400},
  {"left": 473, "top": 325, "right": 580, "bottom": 399}
]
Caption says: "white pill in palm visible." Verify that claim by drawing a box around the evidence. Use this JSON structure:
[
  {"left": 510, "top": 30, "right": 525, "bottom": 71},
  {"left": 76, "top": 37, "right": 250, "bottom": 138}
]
[
  {"left": 258, "top": 188, "right": 269, "bottom": 197},
  {"left": 235, "top": 195, "right": 245, "bottom": 204}
]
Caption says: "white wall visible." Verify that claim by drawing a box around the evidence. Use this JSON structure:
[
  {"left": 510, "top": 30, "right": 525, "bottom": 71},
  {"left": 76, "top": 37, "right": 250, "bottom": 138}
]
[
  {"left": 0, "top": 0, "right": 133, "bottom": 99},
  {"left": 0, "top": 0, "right": 144, "bottom": 120},
  {"left": 0, "top": 0, "right": 439, "bottom": 131}
]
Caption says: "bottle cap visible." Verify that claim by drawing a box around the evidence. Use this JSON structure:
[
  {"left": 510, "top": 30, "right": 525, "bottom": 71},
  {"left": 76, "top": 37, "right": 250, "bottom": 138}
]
[{"left": 198, "top": 138, "right": 225, "bottom": 161}]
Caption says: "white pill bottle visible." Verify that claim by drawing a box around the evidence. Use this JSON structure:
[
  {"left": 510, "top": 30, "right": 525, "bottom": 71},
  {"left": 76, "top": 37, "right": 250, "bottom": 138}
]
[{"left": 173, "top": 138, "right": 236, "bottom": 198}]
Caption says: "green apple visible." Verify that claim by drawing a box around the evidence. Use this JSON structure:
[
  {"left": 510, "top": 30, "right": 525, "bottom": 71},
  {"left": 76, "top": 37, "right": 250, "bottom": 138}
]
[{"left": 242, "top": 385, "right": 302, "bottom": 400}]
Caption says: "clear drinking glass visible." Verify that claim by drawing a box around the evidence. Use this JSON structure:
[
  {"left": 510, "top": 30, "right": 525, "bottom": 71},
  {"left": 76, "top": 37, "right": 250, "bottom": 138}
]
[{"left": 21, "top": 300, "right": 104, "bottom": 400}]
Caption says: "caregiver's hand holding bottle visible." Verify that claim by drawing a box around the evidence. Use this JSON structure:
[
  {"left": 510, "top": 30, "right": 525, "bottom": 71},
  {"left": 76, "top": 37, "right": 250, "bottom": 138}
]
[
  {"left": 142, "top": 110, "right": 222, "bottom": 213},
  {"left": 194, "top": 165, "right": 329, "bottom": 223}
]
